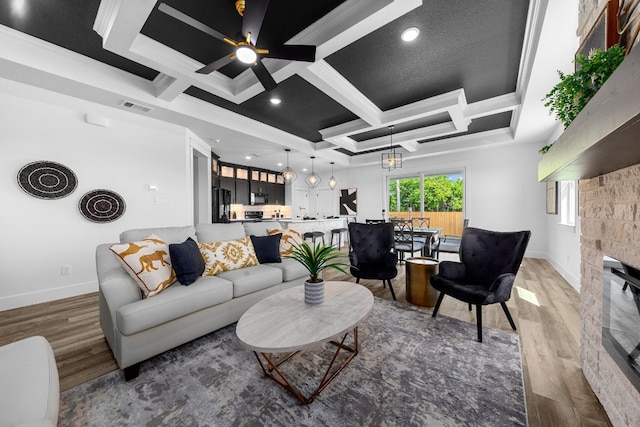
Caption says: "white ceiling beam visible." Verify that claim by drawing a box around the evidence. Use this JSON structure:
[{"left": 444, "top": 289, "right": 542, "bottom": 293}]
[
  {"left": 153, "top": 73, "right": 192, "bottom": 101},
  {"left": 465, "top": 92, "right": 521, "bottom": 119},
  {"left": 300, "top": 60, "right": 382, "bottom": 126},
  {"left": 94, "top": 0, "right": 156, "bottom": 52}
]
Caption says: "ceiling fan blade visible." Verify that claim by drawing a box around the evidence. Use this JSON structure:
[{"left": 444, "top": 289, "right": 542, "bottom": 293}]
[
  {"left": 251, "top": 60, "right": 277, "bottom": 92},
  {"left": 242, "top": 0, "right": 270, "bottom": 45},
  {"left": 158, "top": 3, "right": 228, "bottom": 42},
  {"left": 196, "top": 55, "right": 235, "bottom": 74},
  {"left": 265, "top": 45, "right": 316, "bottom": 62}
]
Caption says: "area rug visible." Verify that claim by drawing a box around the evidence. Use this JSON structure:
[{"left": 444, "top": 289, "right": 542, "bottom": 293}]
[{"left": 59, "top": 298, "right": 527, "bottom": 426}]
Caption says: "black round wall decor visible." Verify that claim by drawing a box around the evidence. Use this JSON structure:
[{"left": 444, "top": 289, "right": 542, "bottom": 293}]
[
  {"left": 17, "top": 161, "right": 78, "bottom": 199},
  {"left": 79, "top": 189, "right": 126, "bottom": 223}
]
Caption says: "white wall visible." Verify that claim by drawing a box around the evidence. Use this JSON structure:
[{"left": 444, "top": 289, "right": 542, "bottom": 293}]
[
  {"left": 342, "top": 141, "right": 548, "bottom": 259},
  {"left": 0, "top": 86, "right": 195, "bottom": 310}
]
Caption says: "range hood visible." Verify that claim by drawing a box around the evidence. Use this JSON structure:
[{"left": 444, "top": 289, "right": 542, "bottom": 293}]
[{"left": 538, "top": 45, "right": 640, "bottom": 182}]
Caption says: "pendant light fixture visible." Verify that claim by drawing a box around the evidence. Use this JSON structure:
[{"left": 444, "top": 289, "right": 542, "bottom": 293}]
[
  {"left": 305, "top": 156, "right": 321, "bottom": 188},
  {"left": 328, "top": 162, "right": 337, "bottom": 190},
  {"left": 381, "top": 124, "right": 402, "bottom": 171},
  {"left": 281, "top": 148, "right": 297, "bottom": 184}
]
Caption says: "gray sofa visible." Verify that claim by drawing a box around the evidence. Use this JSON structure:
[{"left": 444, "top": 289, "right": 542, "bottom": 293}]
[
  {"left": 0, "top": 335, "right": 59, "bottom": 426},
  {"left": 96, "top": 222, "right": 307, "bottom": 380}
]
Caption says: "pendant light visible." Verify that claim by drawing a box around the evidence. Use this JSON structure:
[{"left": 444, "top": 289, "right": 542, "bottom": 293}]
[
  {"left": 281, "top": 148, "right": 297, "bottom": 184},
  {"left": 381, "top": 124, "right": 402, "bottom": 171},
  {"left": 328, "top": 162, "right": 337, "bottom": 190},
  {"left": 305, "top": 156, "right": 321, "bottom": 188}
]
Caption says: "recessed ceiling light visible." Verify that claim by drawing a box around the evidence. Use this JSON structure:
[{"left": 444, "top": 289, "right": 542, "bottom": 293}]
[
  {"left": 401, "top": 27, "right": 420, "bottom": 42},
  {"left": 277, "top": 162, "right": 283, "bottom": 167},
  {"left": 245, "top": 155, "right": 252, "bottom": 160},
  {"left": 270, "top": 97, "right": 282, "bottom": 105}
]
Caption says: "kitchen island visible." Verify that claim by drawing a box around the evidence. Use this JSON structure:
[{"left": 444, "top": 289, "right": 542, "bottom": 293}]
[{"left": 280, "top": 218, "right": 352, "bottom": 249}]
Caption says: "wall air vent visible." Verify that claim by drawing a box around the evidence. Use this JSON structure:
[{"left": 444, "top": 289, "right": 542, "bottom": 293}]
[{"left": 119, "top": 100, "right": 153, "bottom": 113}]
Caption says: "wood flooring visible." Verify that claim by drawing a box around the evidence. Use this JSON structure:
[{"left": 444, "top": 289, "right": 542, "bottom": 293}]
[{"left": 0, "top": 256, "right": 612, "bottom": 426}]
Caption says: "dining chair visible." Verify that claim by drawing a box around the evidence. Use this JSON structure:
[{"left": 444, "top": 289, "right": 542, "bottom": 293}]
[
  {"left": 392, "top": 218, "right": 425, "bottom": 262},
  {"left": 365, "top": 219, "right": 386, "bottom": 224}
]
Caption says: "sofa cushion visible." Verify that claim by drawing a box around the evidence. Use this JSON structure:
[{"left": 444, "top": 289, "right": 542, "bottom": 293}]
[
  {"left": 268, "top": 228, "right": 302, "bottom": 256},
  {"left": 169, "top": 238, "right": 205, "bottom": 286},
  {"left": 199, "top": 237, "right": 258, "bottom": 276},
  {"left": 110, "top": 234, "right": 176, "bottom": 298},
  {"left": 116, "top": 276, "right": 233, "bottom": 336},
  {"left": 120, "top": 226, "right": 197, "bottom": 244},
  {"left": 217, "top": 264, "right": 283, "bottom": 297},
  {"left": 196, "top": 223, "right": 245, "bottom": 243},
  {"left": 243, "top": 221, "right": 282, "bottom": 237},
  {"left": 250, "top": 234, "right": 282, "bottom": 264},
  {"left": 0, "top": 336, "right": 59, "bottom": 427},
  {"left": 265, "top": 257, "right": 309, "bottom": 282}
]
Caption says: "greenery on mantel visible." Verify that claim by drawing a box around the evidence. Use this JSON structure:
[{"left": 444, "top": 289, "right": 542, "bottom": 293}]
[{"left": 540, "top": 45, "right": 625, "bottom": 154}]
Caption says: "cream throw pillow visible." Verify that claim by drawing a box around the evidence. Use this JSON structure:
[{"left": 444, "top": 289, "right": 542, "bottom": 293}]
[
  {"left": 268, "top": 228, "right": 302, "bottom": 256},
  {"left": 110, "top": 234, "right": 176, "bottom": 297},
  {"left": 198, "top": 236, "right": 258, "bottom": 276}
]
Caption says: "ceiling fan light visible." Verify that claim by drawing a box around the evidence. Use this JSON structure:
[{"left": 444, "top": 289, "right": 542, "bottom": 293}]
[
  {"left": 236, "top": 46, "right": 257, "bottom": 64},
  {"left": 401, "top": 27, "right": 420, "bottom": 42}
]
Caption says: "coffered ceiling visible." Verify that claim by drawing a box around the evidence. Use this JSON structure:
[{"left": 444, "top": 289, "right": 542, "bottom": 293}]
[{"left": 0, "top": 0, "right": 561, "bottom": 173}]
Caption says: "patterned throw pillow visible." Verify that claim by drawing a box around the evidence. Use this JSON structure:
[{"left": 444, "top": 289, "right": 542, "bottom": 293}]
[
  {"left": 110, "top": 234, "right": 176, "bottom": 297},
  {"left": 267, "top": 228, "right": 302, "bottom": 256},
  {"left": 198, "top": 236, "right": 258, "bottom": 276}
]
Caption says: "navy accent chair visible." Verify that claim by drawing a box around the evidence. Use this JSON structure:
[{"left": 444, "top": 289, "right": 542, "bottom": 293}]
[
  {"left": 431, "top": 227, "right": 531, "bottom": 342},
  {"left": 348, "top": 222, "right": 398, "bottom": 300}
]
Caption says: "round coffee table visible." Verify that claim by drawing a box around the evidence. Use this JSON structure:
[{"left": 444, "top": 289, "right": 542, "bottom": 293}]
[{"left": 236, "top": 281, "right": 374, "bottom": 403}]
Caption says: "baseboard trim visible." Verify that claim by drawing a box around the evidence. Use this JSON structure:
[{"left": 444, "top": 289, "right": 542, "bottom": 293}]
[
  {"left": 0, "top": 281, "right": 97, "bottom": 311},
  {"left": 546, "top": 255, "right": 580, "bottom": 292}
]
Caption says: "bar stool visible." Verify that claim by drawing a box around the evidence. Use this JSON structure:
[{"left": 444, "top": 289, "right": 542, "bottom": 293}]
[
  {"left": 303, "top": 231, "right": 325, "bottom": 246},
  {"left": 330, "top": 227, "right": 348, "bottom": 250}
]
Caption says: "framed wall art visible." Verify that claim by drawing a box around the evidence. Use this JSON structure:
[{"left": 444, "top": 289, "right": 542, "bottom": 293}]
[
  {"left": 546, "top": 181, "right": 558, "bottom": 215},
  {"left": 339, "top": 188, "right": 357, "bottom": 215}
]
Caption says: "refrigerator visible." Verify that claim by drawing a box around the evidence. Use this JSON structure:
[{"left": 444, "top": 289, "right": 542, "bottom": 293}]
[{"left": 212, "top": 188, "right": 231, "bottom": 223}]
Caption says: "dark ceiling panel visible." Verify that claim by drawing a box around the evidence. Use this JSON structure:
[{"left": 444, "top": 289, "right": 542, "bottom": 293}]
[
  {"left": 0, "top": 0, "right": 158, "bottom": 81},
  {"left": 325, "top": 0, "right": 530, "bottom": 110},
  {"left": 185, "top": 74, "right": 358, "bottom": 142},
  {"left": 351, "top": 112, "right": 450, "bottom": 142},
  {"left": 419, "top": 111, "right": 513, "bottom": 144},
  {"left": 142, "top": 0, "right": 345, "bottom": 79}
]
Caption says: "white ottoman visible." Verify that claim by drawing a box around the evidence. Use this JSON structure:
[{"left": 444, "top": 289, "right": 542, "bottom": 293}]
[{"left": 0, "top": 336, "right": 59, "bottom": 427}]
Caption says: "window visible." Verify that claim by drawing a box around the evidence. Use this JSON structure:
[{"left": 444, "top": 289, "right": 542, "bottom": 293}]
[
  {"left": 559, "top": 180, "right": 576, "bottom": 226},
  {"left": 387, "top": 171, "right": 464, "bottom": 235}
]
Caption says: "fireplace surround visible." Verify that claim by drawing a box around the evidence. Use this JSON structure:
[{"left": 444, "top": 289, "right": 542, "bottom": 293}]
[{"left": 602, "top": 256, "right": 640, "bottom": 392}]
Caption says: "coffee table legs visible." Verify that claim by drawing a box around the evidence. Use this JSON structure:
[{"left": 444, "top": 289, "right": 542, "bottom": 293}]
[{"left": 253, "top": 327, "right": 359, "bottom": 404}]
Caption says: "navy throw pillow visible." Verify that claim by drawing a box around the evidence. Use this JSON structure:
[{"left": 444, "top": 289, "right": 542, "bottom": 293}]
[
  {"left": 250, "top": 233, "right": 282, "bottom": 264},
  {"left": 169, "top": 237, "right": 205, "bottom": 285}
]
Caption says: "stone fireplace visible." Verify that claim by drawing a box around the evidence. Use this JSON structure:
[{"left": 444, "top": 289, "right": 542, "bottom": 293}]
[
  {"left": 581, "top": 167, "right": 640, "bottom": 426},
  {"left": 542, "top": 1, "right": 640, "bottom": 424}
]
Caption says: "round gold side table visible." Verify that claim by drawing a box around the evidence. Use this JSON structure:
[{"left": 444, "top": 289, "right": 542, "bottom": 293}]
[{"left": 405, "top": 257, "right": 439, "bottom": 307}]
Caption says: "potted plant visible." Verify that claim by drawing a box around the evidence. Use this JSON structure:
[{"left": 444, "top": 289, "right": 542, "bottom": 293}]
[
  {"left": 540, "top": 44, "right": 625, "bottom": 154},
  {"left": 285, "top": 241, "right": 350, "bottom": 304}
]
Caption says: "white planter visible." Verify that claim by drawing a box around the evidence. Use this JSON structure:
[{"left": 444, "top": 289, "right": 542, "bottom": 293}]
[{"left": 304, "top": 280, "right": 324, "bottom": 305}]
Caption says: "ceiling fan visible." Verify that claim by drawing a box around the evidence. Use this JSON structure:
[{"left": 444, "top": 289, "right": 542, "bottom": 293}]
[{"left": 158, "top": 0, "right": 316, "bottom": 92}]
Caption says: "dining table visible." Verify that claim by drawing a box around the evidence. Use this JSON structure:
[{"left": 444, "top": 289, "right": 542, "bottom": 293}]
[{"left": 412, "top": 227, "right": 443, "bottom": 257}]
